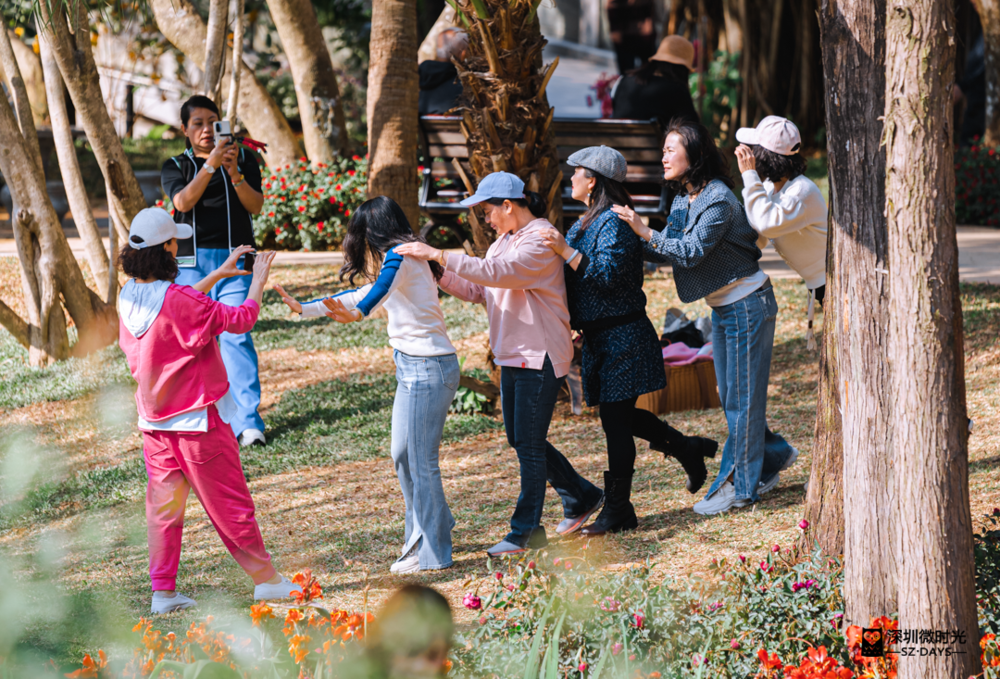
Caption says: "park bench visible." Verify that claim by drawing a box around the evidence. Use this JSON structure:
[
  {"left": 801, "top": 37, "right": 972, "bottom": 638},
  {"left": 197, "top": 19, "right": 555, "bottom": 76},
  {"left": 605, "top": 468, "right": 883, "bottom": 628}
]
[{"left": 418, "top": 116, "right": 669, "bottom": 234}]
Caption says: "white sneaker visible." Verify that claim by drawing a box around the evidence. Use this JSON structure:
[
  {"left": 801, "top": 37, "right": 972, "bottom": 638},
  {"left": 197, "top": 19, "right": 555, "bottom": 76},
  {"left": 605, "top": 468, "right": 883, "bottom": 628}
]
[
  {"left": 693, "top": 481, "right": 750, "bottom": 516},
  {"left": 758, "top": 473, "right": 780, "bottom": 496},
  {"left": 239, "top": 428, "right": 266, "bottom": 447},
  {"left": 151, "top": 592, "right": 197, "bottom": 615},
  {"left": 254, "top": 575, "right": 302, "bottom": 600},
  {"left": 390, "top": 544, "right": 420, "bottom": 574}
]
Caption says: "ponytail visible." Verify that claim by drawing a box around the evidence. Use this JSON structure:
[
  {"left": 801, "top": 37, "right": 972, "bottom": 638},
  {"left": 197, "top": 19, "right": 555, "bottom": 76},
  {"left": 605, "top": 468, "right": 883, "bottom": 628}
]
[{"left": 485, "top": 190, "right": 548, "bottom": 219}]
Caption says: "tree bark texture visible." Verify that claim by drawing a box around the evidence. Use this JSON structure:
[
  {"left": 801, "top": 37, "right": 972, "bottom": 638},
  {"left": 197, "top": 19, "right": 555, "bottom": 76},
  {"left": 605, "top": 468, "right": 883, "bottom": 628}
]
[
  {"left": 38, "top": 32, "right": 110, "bottom": 291},
  {"left": 36, "top": 2, "right": 146, "bottom": 246},
  {"left": 973, "top": 0, "right": 1000, "bottom": 145},
  {"left": 268, "top": 0, "right": 349, "bottom": 162},
  {"left": 816, "top": 0, "right": 895, "bottom": 626},
  {"left": 225, "top": 0, "right": 245, "bottom": 124},
  {"left": 0, "top": 82, "right": 115, "bottom": 364},
  {"left": 884, "top": 2, "right": 981, "bottom": 676},
  {"left": 0, "top": 23, "right": 44, "bottom": 178},
  {"left": 203, "top": 0, "right": 230, "bottom": 104},
  {"left": 0, "top": 30, "right": 47, "bottom": 128},
  {"left": 150, "top": 0, "right": 301, "bottom": 167},
  {"left": 451, "top": 0, "right": 565, "bottom": 241},
  {"left": 366, "top": 0, "right": 421, "bottom": 231}
]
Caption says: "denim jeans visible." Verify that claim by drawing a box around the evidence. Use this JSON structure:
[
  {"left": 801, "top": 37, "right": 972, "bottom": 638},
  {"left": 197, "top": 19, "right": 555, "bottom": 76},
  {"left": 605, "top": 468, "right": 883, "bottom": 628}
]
[
  {"left": 392, "top": 350, "right": 460, "bottom": 569},
  {"left": 705, "top": 283, "right": 793, "bottom": 502},
  {"left": 758, "top": 427, "right": 798, "bottom": 489},
  {"left": 500, "top": 355, "right": 603, "bottom": 547},
  {"left": 175, "top": 248, "right": 264, "bottom": 437}
]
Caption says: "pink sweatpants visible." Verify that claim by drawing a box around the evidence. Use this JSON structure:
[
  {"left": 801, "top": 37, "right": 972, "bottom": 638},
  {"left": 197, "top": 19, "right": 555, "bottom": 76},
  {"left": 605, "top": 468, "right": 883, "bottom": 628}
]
[{"left": 142, "top": 406, "right": 275, "bottom": 591}]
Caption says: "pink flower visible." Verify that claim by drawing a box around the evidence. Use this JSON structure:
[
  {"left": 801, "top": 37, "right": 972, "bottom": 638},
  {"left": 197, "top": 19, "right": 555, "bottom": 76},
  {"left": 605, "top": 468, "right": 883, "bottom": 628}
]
[
  {"left": 506, "top": 584, "right": 514, "bottom": 591},
  {"left": 553, "top": 558, "right": 561, "bottom": 566},
  {"left": 738, "top": 554, "right": 746, "bottom": 563},
  {"left": 463, "top": 593, "right": 481, "bottom": 610},
  {"left": 600, "top": 598, "right": 621, "bottom": 612},
  {"left": 760, "top": 561, "right": 771, "bottom": 573},
  {"left": 564, "top": 561, "right": 573, "bottom": 570},
  {"left": 479, "top": 616, "right": 487, "bottom": 624},
  {"left": 611, "top": 643, "right": 623, "bottom": 656},
  {"left": 633, "top": 612, "right": 644, "bottom": 629},
  {"left": 771, "top": 544, "right": 780, "bottom": 553},
  {"left": 578, "top": 662, "right": 588, "bottom": 672},
  {"left": 494, "top": 572, "right": 503, "bottom": 580},
  {"left": 798, "top": 519, "right": 810, "bottom": 530},
  {"left": 730, "top": 639, "right": 740, "bottom": 649},
  {"left": 527, "top": 561, "right": 536, "bottom": 569},
  {"left": 692, "top": 653, "right": 704, "bottom": 668}
]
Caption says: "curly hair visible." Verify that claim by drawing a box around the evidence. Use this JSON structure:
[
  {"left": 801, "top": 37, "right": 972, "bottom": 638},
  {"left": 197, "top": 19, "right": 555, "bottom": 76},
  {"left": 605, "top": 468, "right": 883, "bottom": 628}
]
[
  {"left": 751, "top": 145, "right": 807, "bottom": 183},
  {"left": 117, "top": 241, "right": 179, "bottom": 282},
  {"left": 663, "top": 118, "right": 735, "bottom": 195}
]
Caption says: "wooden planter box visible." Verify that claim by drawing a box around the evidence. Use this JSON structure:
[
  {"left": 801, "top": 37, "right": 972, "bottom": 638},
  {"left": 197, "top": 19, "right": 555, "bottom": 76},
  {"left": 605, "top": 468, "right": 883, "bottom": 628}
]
[{"left": 635, "top": 361, "right": 722, "bottom": 415}]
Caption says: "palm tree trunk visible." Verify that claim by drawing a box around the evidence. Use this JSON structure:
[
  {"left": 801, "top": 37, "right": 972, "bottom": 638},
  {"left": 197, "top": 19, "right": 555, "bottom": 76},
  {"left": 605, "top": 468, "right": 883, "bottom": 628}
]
[
  {"left": 366, "top": 0, "right": 421, "bottom": 230},
  {"left": 268, "top": 0, "right": 349, "bottom": 162}
]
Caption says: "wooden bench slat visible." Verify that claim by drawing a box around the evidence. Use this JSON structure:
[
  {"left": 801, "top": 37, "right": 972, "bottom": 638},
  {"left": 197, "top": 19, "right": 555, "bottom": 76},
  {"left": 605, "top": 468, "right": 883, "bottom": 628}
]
[
  {"left": 554, "top": 134, "right": 662, "bottom": 148},
  {"left": 427, "top": 144, "right": 470, "bottom": 159}
]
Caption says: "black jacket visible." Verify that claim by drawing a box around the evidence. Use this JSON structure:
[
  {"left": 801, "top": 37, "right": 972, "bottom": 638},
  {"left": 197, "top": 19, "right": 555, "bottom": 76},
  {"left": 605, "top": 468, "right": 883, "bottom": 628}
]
[
  {"left": 418, "top": 61, "right": 463, "bottom": 115},
  {"left": 612, "top": 74, "right": 700, "bottom": 126}
]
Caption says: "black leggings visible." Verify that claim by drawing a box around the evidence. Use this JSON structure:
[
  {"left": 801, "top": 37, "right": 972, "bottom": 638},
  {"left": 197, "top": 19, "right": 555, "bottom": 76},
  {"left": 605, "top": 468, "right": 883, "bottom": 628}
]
[{"left": 599, "top": 397, "right": 686, "bottom": 477}]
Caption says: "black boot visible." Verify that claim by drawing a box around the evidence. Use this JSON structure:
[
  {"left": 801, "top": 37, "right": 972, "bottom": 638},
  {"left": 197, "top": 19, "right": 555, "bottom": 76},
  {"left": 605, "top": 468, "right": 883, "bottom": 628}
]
[
  {"left": 650, "top": 434, "right": 719, "bottom": 494},
  {"left": 580, "top": 472, "right": 639, "bottom": 536}
]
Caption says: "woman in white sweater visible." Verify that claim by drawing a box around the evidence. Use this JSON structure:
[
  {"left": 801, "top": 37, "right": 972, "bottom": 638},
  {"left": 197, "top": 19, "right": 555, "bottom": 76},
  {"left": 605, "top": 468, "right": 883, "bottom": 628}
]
[
  {"left": 735, "top": 116, "right": 828, "bottom": 308},
  {"left": 275, "top": 196, "right": 459, "bottom": 575}
]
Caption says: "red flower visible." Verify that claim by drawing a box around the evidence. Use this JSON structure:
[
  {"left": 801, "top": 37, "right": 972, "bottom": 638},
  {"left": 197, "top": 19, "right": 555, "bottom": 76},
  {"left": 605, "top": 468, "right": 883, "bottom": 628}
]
[
  {"left": 268, "top": 211, "right": 275, "bottom": 217},
  {"left": 352, "top": 155, "right": 361, "bottom": 161},
  {"left": 298, "top": 206, "right": 306, "bottom": 212},
  {"left": 347, "top": 170, "right": 356, "bottom": 176},
  {"left": 335, "top": 184, "right": 342, "bottom": 190},
  {"left": 300, "top": 156, "right": 307, "bottom": 162}
]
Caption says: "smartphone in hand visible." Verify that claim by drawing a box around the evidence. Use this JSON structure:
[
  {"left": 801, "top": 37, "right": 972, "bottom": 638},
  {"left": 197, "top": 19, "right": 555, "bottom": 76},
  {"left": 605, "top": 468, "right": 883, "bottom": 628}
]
[{"left": 242, "top": 252, "right": 256, "bottom": 272}]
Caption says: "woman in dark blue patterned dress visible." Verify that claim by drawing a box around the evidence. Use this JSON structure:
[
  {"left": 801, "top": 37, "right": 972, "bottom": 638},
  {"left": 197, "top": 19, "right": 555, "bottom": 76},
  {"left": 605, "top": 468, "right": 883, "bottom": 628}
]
[{"left": 541, "top": 146, "right": 718, "bottom": 535}]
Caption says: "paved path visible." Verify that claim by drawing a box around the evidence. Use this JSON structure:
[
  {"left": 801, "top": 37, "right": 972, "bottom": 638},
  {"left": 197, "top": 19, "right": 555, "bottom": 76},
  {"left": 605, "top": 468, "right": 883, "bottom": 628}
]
[{"left": 1, "top": 226, "right": 998, "bottom": 283}]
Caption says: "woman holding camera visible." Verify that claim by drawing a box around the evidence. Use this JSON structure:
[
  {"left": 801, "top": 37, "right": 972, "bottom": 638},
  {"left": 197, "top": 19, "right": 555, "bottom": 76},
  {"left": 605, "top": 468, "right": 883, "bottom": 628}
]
[
  {"left": 612, "top": 119, "right": 797, "bottom": 516},
  {"left": 118, "top": 208, "right": 299, "bottom": 614},
  {"left": 161, "top": 95, "right": 266, "bottom": 447}
]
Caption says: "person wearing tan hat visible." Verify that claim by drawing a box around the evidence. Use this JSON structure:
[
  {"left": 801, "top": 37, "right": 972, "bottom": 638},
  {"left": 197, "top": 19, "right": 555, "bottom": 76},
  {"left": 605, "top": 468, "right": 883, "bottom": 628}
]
[{"left": 611, "top": 35, "right": 700, "bottom": 125}]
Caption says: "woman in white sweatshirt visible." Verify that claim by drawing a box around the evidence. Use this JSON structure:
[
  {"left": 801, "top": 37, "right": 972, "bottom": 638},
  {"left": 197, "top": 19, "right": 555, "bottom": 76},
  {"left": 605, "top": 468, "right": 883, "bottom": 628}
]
[
  {"left": 275, "top": 196, "right": 459, "bottom": 576},
  {"left": 735, "top": 116, "right": 828, "bottom": 308}
]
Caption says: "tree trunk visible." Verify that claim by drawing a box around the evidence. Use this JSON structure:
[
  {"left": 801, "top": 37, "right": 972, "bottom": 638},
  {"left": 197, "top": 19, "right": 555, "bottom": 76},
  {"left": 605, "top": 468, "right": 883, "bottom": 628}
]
[
  {"left": 225, "top": 0, "right": 245, "bottom": 124},
  {"left": 884, "top": 2, "right": 981, "bottom": 676},
  {"left": 973, "top": 0, "right": 1000, "bottom": 145},
  {"left": 0, "top": 69, "right": 116, "bottom": 364},
  {"left": 36, "top": 2, "right": 146, "bottom": 246},
  {"left": 0, "top": 26, "right": 44, "bottom": 178},
  {"left": 38, "top": 32, "right": 110, "bottom": 291},
  {"left": 816, "top": 0, "right": 895, "bottom": 626},
  {"left": 268, "top": 0, "right": 349, "bottom": 162},
  {"left": 366, "top": 0, "right": 421, "bottom": 230},
  {"left": 203, "top": 0, "right": 229, "bottom": 104},
  {"left": 0, "top": 30, "right": 47, "bottom": 128},
  {"left": 451, "top": 0, "right": 565, "bottom": 241},
  {"left": 150, "top": 0, "right": 301, "bottom": 167}
]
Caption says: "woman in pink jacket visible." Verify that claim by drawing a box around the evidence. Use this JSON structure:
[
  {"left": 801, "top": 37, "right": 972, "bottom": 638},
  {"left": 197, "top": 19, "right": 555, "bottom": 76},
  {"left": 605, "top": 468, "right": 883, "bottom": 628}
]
[
  {"left": 396, "top": 172, "right": 604, "bottom": 556},
  {"left": 118, "top": 208, "right": 300, "bottom": 614}
]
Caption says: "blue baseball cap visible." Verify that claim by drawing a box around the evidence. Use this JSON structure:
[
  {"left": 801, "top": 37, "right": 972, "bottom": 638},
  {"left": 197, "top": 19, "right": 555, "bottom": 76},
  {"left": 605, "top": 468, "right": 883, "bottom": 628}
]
[{"left": 460, "top": 171, "right": 525, "bottom": 206}]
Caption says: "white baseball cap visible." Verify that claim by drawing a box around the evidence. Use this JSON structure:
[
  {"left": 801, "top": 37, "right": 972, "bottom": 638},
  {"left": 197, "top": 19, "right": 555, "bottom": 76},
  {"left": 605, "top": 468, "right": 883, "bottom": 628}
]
[
  {"left": 128, "top": 207, "right": 193, "bottom": 249},
  {"left": 736, "top": 116, "right": 802, "bottom": 156}
]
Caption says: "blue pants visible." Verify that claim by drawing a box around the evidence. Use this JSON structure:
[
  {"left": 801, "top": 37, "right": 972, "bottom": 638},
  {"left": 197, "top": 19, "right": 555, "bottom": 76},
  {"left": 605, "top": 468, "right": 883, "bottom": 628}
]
[
  {"left": 392, "top": 350, "right": 460, "bottom": 570},
  {"left": 500, "top": 356, "right": 603, "bottom": 547},
  {"left": 705, "top": 284, "right": 794, "bottom": 502},
  {"left": 175, "top": 248, "right": 264, "bottom": 438}
]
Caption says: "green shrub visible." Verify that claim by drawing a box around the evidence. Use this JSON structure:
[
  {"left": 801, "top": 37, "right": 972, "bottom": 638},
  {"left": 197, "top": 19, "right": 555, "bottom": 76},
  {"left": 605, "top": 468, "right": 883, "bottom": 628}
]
[
  {"left": 255, "top": 155, "right": 368, "bottom": 251},
  {"left": 976, "top": 509, "right": 1000, "bottom": 635},
  {"left": 955, "top": 141, "right": 1000, "bottom": 227}
]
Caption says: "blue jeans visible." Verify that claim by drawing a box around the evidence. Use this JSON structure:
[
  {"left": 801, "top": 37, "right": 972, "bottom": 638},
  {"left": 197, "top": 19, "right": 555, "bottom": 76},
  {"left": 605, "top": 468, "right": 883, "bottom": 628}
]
[
  {"left": 705, "top": 284, "right": 793, "bottom": 502},
  {"left": 500, "top": 356, "right": 603, "bottom": 547},
  {"left": 392, "top": 350, "right": 460, "bottom": 569},
  {"left": 175, "top": 248, "right": 264, "bottom": 437}
]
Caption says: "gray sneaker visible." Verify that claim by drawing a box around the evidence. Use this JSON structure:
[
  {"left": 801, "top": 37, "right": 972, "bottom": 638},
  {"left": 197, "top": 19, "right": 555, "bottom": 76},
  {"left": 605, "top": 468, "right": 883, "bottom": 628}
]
[
  {"left": 486, "top": 540, "right": 526, "bottom": 557},
  {"left": 152, "top": 592, "right": 197, "bottom": 615},
  {"left": 758, "top": 473, "right": 780, "bottom": 496},
  {"left": 556, "top": 494, "right": 604, "bottom": 536},
  {"left": 692, "top": 481, "right": 750, "bottom": 516}
]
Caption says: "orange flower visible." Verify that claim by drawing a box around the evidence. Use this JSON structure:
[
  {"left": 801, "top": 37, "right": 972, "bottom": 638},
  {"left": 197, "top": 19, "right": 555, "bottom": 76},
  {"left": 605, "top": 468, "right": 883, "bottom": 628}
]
[
  {"left": 65, "top": 650, "right": 107, "bottom": 679},
  {"left": 291, "top": 570, "right": 324, "bottom": 604},
  {"left": 442, "top": 658, "right": 453, "bottom": 674},
  {"left": 250, "top": 602, "right": 275, "bottom": 627},
  {"left": 757, "top": 649, "right": 782, "bottom": 670},
  {"left": 286, "top": 609, "right": 305, "bottom": 626},
  {"left": 288, "top": 633, "right": 312, "bottom": 664}
]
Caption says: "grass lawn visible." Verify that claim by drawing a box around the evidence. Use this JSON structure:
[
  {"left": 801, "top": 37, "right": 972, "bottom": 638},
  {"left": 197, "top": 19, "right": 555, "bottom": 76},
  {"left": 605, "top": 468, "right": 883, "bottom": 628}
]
[{"left": 0, "top": 260, "right": 997, "bottom": 668}]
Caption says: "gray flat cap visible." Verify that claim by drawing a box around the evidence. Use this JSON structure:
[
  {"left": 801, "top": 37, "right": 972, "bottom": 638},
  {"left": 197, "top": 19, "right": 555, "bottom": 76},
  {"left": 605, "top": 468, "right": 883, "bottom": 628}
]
[{"left": 567, "top": 145, "right": 628, "bottom": 183}]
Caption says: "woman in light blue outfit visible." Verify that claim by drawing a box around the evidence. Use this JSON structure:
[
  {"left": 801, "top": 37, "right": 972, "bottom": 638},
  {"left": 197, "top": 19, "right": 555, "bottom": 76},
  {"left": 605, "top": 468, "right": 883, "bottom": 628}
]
[
  {"left": 275, "top": 197, "right": 459, "bottom": 573},
  {"left": 613, "top": 119, "right": 797, "bottom": 515}
]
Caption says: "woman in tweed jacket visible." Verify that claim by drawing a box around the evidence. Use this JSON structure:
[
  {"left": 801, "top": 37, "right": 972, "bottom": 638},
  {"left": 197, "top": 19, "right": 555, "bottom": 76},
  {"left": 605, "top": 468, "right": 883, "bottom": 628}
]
[
  {"left": 541, "top": 146, "right": 719, "bottom": 536},
  {"left": 613, "top": 120, "right": 799, "bottom": 516}
]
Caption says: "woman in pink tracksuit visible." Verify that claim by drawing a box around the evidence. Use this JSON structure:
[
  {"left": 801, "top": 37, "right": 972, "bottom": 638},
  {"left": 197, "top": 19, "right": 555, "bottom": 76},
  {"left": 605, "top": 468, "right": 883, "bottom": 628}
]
[
  {"left": 117, "top": 207, "right": 299, "bottom": 614},
  {"left": 396, "top": 172, "right": 604, "bottom": 557}
]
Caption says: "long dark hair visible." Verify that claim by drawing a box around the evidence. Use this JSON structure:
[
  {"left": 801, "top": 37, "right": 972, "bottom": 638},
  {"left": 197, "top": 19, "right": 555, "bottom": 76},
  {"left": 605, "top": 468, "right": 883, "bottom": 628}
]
[
  {"left": 117, "top": 241, "right": 179, "bottom": 282},
  {"left": 752, "top": 145, "right": 807, "bottom": 183},
  {"left": 340, "top": 196, "right": 443, "bottom": 285},
  {"left": 484, "top": 190, "right": 547, "bottom": 218},
  {"left": 627, "top": 60, "right": 690, "bottom": 87},
  {"left": 180, "top": 95, "right": 220, "bottom": 150},
  {"left": 579, "top": 170, "right": 634, "bottom": 230},
  {"left": 663, "top": 118, "right": 734, "bottom": 195}
]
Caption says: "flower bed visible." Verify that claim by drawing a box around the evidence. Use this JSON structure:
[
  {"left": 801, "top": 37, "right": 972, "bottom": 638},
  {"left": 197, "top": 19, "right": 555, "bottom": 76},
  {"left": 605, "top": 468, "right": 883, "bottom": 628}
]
[{"left": 956, "top": 141, "right": 1000, "bottom": 227}]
